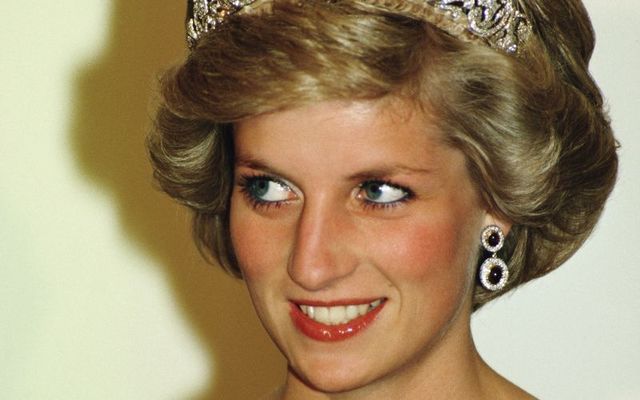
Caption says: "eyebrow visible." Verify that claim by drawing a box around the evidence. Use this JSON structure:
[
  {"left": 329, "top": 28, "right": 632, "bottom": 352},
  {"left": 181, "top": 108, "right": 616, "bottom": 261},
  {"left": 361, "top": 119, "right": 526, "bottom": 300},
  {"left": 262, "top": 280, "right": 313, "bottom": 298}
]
[
  {"left": 235, "top": 155, "right": 435, "bottom": 182},
  {"left": 345, "top": 165, "right": 434, "bottom": 182},
  {"left": 235, "top": 156, "right": 286, "bottom": 177}
]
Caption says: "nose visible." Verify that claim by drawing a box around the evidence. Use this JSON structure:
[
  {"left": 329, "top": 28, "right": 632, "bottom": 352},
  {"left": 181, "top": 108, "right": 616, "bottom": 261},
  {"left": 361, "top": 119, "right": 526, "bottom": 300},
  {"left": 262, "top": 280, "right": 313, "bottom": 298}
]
[{"left": 287, "top": 196, "right": 357, "bottom": 291}]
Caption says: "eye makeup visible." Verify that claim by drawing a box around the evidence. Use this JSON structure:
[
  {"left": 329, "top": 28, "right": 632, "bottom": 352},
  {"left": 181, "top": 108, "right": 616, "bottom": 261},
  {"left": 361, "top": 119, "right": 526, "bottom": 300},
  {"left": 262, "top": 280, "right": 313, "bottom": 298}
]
[
  {"left": 356, "top": 180, "right": 415, "bottom": 210},
  {"left": 237, "top": 173, "right": 297, "bottom": 210},
  {"left": 237, "top": 173, "right": 415, "bottom": 213}
]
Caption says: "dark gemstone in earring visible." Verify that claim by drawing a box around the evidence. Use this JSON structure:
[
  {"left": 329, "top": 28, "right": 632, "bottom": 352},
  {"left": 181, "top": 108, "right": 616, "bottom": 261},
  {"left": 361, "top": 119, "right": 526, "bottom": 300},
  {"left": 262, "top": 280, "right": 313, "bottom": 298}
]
[
  {"left": 488, "top": 266, "right": 503, "bottom": 285},
  {"left": 488, "top": 231, "right": 501, "bottom": 248}
]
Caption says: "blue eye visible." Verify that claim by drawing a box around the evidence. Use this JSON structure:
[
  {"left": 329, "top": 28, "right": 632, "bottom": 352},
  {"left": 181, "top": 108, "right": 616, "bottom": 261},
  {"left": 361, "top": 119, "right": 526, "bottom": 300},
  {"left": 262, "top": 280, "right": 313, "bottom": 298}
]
[
  {"left": 359, "top": 181, "right": 411, "bottom": 205},
  {"left": 240, "top": 175, "right": 296, "bottom": 206}
]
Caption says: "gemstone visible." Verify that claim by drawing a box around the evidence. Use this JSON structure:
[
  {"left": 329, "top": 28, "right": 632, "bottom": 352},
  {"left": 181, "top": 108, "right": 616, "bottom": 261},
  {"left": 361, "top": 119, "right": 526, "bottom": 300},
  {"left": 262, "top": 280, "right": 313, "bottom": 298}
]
[
  {"left": 186, "top": 0, "right": 530, "bottom": 55},
  {"left": 488, "top": 232, "right": 501, "bottom": 248},
  {"left": 480, "top": 256, "right": 508, "bottom": 291},
  {"left": 488, "top": 266, "right": 503, "bottom": 285}
]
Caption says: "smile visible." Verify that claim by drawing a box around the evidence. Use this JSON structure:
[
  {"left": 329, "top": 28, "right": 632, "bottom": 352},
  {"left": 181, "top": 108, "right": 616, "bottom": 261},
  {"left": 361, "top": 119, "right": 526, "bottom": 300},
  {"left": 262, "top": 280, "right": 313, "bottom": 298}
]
[
  {"left": 298, "top": 300, "right": 383, "bottom": 326},
  {"left": 290, "top": 298, "right": 386, "bottom": 342}
]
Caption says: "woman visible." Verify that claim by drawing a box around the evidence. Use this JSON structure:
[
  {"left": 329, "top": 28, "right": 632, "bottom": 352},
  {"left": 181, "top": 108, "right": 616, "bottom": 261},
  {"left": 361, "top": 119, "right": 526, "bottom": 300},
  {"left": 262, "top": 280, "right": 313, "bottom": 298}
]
[{"left": 148, "top": 0, "right": 617, "bottom": 398}]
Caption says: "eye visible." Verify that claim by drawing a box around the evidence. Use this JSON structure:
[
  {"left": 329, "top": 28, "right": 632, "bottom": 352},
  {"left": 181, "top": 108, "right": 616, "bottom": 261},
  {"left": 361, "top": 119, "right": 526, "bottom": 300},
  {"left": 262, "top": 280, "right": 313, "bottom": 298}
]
[
  {"left": 239, "top": 174, "right": 297, "bottom": 207},
  {"left": 357, "top": 181, "right": 412, "bottom": 206}
]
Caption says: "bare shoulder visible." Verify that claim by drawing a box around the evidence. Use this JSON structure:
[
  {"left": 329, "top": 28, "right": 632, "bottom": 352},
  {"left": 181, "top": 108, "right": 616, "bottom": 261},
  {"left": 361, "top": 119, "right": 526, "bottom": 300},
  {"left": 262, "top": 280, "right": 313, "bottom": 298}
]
[
  {"left": 259, "top": 386, "right": 284, "bottom": 400},
  {"left": 501, "top": 381, "right": 538, "bottom": 400},
  {"left": 478, "top": 359, "right": 537, "bottom": 400},
  {"left": 487, "top": 370, "right": 538, "bottom": 400}
]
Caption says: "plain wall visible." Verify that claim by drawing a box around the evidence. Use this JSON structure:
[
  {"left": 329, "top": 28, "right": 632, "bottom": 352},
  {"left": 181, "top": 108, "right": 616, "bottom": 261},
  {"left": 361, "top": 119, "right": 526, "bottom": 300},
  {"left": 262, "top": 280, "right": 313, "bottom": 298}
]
[{"left": 1, "top": 1, "right": 638, "bottom": 399}]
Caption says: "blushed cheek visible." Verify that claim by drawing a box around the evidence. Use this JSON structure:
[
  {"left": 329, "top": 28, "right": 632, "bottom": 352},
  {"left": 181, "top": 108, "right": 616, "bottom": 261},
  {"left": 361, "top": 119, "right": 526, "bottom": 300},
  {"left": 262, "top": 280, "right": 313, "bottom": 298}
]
[
  {"left": 230, "top": 205, "right": 290, "bottom": 282},
  {"left": 375, "top": 217, "right": 474, "bottom": 291},
  {"left": 231, "top": 218, "right": 264, "bottom": 280}
]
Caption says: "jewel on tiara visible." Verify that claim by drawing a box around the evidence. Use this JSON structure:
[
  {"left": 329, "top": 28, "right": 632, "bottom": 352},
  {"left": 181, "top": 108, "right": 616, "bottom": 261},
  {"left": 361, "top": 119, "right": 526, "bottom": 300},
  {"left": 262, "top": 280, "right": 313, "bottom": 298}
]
[{"left": 186, "top": 0, "right": 531, "bottom": 55}]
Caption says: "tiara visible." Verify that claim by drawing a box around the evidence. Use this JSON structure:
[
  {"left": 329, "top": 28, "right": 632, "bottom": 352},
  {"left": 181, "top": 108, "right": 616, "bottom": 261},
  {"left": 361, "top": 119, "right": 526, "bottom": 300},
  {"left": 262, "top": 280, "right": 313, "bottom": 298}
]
[{"left": 186, "top": 0, "right": 531, "bottom": 55}]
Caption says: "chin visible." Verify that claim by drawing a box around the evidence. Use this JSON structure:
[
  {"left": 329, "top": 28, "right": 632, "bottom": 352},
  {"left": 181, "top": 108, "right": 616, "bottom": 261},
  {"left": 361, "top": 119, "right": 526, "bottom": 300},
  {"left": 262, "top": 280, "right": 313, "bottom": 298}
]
[
  {"left": 296, "top": 369, "right": 368, "bottom": 394},
  {"left": 289, "top": 354, "right": 379, "bottom": 394}
]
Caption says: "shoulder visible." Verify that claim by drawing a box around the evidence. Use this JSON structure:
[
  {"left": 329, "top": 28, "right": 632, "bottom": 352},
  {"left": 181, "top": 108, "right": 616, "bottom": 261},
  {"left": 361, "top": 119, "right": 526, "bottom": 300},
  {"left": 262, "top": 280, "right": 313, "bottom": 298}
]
[
  {"left": 478, "top": 360, "right": 537, "bottom": 400},
  {"left": 259, "top": 386, "right": 284, "bottom": 400}
]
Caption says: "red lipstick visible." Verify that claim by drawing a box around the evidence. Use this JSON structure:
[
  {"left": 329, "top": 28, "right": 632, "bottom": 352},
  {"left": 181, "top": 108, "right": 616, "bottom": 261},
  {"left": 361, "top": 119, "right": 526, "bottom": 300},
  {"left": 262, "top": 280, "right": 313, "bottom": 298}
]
[{"left": 289, "top": 300, "right": 386, "bottom": 342}]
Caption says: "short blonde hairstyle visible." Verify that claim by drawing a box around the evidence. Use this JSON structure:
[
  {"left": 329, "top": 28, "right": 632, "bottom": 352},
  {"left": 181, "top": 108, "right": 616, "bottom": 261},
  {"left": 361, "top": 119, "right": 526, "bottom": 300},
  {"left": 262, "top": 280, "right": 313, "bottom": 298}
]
[{"left": 148, "top": 0, "right": 617, "bottom": 308}]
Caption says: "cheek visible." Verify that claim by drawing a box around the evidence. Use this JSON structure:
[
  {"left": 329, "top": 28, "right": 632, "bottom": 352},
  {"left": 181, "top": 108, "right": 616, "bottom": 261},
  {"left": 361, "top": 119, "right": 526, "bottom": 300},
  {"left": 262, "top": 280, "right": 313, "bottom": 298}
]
[
  {"left": 375, "top": 217, "right": 477, "bottom": 330},
  {"left": 368, "top": 211, "right": 478, "bottom": 292},
  {"left": 229, "top": 197, "right": 290, "bottom": 281}
]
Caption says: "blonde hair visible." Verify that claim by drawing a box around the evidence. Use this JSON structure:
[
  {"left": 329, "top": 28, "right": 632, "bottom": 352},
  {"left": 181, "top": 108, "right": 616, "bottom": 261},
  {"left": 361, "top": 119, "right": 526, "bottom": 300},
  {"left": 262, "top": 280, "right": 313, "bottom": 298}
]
[{"left": 148, "top": 0, "right": 617, "bottom": 308}]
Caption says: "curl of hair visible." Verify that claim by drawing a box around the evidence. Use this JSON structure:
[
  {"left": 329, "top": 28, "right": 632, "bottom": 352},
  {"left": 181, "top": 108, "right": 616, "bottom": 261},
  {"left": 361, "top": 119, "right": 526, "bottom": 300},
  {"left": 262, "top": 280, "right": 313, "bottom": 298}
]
[{"left": 147, "top": 0, "right": 618, "bottom": 308}]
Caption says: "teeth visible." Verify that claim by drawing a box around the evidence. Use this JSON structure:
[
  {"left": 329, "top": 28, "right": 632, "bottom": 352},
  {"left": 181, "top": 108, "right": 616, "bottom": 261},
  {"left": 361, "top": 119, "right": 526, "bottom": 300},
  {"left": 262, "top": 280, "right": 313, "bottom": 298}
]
[
  {"left": 315, "top": 307, "right": 329, "bottom": 324},
  {"left": 299, "top": 300, "right": 383, "bottom": 326},
  {"left": 346, "top": 305, "right": 358, "bottom": 320},
  {"left": 357, "top": 304, "right": 368, "bottom": 315}
]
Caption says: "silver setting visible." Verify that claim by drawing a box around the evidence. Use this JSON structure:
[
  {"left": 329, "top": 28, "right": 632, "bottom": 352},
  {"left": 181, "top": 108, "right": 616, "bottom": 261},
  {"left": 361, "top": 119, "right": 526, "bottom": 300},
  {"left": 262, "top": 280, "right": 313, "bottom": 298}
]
[
  {"left": 481, "top": 224, "right": 504, "bottom": 253},
  {"left": 185, "top": 0, "right": 531, "bottom": 54},
  {"left": 479, "top": 224, "right": 508, "bottom": 291},
  {"left": 187, "top": 0, "right": 258, "bottom": 49},
  {"left": 428, "top": 0, "right": 531, "bottom": 54},
  {"left": 479, "top": 256, "right": 509, "bottom": 291}
]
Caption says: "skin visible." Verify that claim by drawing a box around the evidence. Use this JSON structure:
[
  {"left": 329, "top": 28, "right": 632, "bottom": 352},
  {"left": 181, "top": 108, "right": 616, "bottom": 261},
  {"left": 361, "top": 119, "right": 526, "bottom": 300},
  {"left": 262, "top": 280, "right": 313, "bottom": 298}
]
[{"left": 230, "top": 99, "right": 532, "bottom": 399}]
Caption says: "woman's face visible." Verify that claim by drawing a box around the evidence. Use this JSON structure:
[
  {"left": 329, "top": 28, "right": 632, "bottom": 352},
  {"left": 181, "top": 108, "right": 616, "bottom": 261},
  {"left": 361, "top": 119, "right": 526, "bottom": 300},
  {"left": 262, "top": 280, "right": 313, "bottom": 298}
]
[{"left": 230, "top": 100, "right": 495, "bottom": 394}]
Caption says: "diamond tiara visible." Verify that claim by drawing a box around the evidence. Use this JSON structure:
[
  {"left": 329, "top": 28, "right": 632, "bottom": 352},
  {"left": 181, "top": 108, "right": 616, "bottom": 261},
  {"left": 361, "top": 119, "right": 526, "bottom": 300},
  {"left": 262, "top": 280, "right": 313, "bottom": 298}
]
[{"left": 186, "top": 0, "right": 531, "bottom": 55}]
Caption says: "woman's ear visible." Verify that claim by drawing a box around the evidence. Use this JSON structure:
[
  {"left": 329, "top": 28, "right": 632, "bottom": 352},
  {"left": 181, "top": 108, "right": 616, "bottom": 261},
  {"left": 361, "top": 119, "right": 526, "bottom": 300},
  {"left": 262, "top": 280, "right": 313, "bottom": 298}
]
[{"left": 483, "top": 212, "right": 512, "bottom": 237}]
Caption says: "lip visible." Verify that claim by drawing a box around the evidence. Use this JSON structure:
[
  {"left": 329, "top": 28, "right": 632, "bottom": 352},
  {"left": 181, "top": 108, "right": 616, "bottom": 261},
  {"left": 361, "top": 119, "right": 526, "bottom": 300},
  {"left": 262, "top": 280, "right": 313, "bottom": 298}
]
[{"left": 289, "top": 298, "right": 386, "bottom": 342}]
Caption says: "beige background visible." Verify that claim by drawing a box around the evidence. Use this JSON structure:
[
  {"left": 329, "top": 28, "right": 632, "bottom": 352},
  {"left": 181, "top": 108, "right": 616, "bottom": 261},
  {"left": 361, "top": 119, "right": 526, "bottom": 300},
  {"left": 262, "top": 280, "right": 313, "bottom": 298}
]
[{"left": 1, "top": 1, "right": 638, "bottom": 399}]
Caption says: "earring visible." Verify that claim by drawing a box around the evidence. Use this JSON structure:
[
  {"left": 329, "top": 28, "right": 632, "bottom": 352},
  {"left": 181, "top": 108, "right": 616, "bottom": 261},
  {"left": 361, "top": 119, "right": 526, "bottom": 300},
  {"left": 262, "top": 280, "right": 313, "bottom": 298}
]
[{"left": 479, "top": 225, "right": 509, "bottom": 291}]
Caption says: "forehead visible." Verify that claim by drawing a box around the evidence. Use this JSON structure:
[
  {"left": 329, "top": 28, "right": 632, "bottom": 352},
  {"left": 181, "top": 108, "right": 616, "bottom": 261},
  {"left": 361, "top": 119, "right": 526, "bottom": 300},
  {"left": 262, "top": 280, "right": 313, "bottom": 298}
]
[
  {"left": 232, "top": 99, "right": 466, "bottom": 183},
  {"left": 235, "top": 99, "right": 444, "bottom": 153}
]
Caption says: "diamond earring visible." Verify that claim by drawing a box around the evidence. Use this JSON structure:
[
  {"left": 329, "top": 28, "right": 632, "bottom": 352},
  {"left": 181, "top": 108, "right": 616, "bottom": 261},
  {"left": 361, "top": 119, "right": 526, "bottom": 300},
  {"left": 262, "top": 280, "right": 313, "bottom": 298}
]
[{"left": 479, "top": 225, "right": 509, "bottom": 291}]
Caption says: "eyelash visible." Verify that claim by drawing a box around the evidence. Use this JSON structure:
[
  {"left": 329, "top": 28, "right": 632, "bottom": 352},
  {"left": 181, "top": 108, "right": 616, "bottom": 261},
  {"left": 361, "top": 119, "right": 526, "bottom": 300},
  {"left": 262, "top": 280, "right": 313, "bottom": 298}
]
[
  {"left": 237, "top": 173, "right": 290, "bottom": 211},
  {"left": 357, "top": 180, "right": 415, "bottom": 210},
  {"left": 236, "top": 174, "right": 414, "bottom": 211}
]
